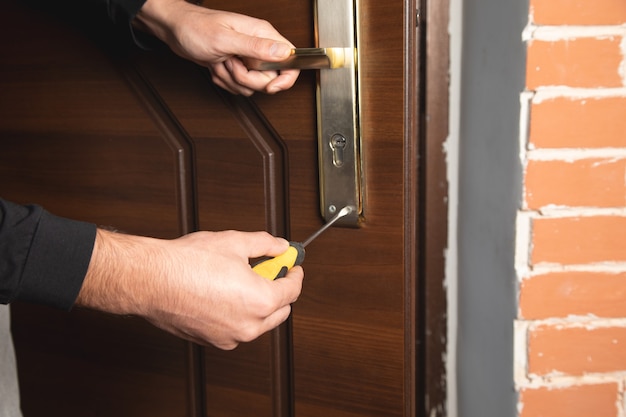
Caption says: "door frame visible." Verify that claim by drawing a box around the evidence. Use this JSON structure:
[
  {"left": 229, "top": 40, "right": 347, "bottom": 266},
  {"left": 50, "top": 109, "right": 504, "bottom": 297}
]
[{"left": 408, "top": 0, "right": 449, "bottom": 416}]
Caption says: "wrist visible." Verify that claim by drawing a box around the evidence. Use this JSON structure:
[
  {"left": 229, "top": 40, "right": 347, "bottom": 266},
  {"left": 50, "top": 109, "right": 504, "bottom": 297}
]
[
  {"left": 75, "top": 229, "right": 161, "bottom": 317},
  {"left": 134, "top": 0, "right": 189, "bottom": 42}
]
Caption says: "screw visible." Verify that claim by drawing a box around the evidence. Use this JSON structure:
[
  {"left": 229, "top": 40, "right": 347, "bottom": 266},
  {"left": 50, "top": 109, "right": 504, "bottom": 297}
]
[{"left": 328, "top": 205, "right": 337, "bottom": 214}]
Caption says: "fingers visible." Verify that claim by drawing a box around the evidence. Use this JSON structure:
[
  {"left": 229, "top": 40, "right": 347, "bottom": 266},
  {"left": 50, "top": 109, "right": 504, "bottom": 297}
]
[
  {"left": 209, "top": 61, "right": 255, "bottom": 96},
  {"left": 264, "top": 69, "right": 300, "bottom": 94},
  {"left": 226, "top": 57, "right": 280, "bottom": 93},
  {"left": 239, "top": 266, "right": 303, "bottom": 343},
  {"left": 261, "top": 304, "right": 293, "bottom": 336},
  {"left": 224, "top": 28, "right": 293, "bottom": 62},
  {"left": 210, "top": 58, "right": 299, "bottom": 95},
  {"left": 169, "top": 7, "right": 299, "bottom": 95},
  {"left": 146, "top": 230, "right": 301, "bottom": 350},
  {"left": 207, "top": 22, "right": 297, "bottom": 95},
  {"left": 239, "top": 231, "right": 290, "bottom": 259},
  {"left": 275, "top": 265, "right": 304, "bottom": 305}
]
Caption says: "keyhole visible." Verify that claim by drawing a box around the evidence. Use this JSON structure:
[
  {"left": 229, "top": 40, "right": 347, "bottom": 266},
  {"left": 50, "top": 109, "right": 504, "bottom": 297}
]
[{"left": 330, "top": 134, "right": 347, "bottom": 167}]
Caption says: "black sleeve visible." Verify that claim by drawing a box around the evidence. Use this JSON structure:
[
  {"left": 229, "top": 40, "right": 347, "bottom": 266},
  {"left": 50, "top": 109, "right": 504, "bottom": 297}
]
[
  {"left": 0, "top": 199, "right": 97, "bottom": 311},
  {"left": 104, "top": 0, "right": 149, "bottom": 46}
]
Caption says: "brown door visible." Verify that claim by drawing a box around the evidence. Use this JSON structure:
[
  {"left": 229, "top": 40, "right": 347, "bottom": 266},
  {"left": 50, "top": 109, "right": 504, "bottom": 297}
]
[{"left": 0, "top": 0, "right": 447, "bottom": 415}]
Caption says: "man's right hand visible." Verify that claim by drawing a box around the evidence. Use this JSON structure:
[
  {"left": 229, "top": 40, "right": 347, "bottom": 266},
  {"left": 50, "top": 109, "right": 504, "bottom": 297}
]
[
  {"left": 134, "top": 0, "right": 301, "bottom": 96},
  {"left": 76, "top": 229, "right": 304, "bottom": 350}
]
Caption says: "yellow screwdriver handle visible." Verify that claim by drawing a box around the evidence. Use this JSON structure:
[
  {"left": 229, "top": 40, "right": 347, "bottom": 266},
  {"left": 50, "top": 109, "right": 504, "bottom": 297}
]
[{"left": 252, "top": 242, "right": 305, "bottom": 280}]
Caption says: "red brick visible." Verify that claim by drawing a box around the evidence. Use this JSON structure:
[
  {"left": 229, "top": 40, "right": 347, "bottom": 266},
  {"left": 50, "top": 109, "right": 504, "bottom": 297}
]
[
  {"left": 529, "top": 97, "right": 626, "bottom": 148},
  {"left": 532, "top": 216, "right": 626, "bottom": 265},
  {"left": 527, "top": 38, "right": 624, "bottom": 89},
  {"left": 520, "top": 272, "right": 626, "bottom": 319},
  {"left": 520, "top": 383, "right": 619, "bottom": 417},
  {"left": 529, "top": 325, "right": 626, "bottom": 375},
  {"left": 525, "top": 159, "right": 626, "bottom": 209},
  {"left": 531, "top": 0, "right": 626, "bottom": 25}
]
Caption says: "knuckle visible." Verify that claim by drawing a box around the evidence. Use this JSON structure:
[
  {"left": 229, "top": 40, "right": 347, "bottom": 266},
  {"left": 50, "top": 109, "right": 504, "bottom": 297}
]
[
  {"left": 237, "top": 325, "right": 261, "bottom": 343},
  {"left": 247, "top": 36, "right": 265, "bottom": 55},
  {"left": 253, "top": 295, "right": 276, "bottom": 317},
  {"left": 257, "top": 230, "right": 273, "bottom": 241},
  {"left": 219, "top": 341, "right": 239, "bottom": 351},
  {"left": 257, "top": 19, "right": 275, "bottom": 34}
]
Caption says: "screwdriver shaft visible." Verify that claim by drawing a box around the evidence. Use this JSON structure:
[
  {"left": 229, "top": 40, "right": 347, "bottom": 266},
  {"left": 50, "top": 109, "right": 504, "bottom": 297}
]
[
  {"left": 302, "top": 205, "right": 354, "bottom": 247},
  {"left": 252, "top": 205, "right": 355, "bottom": 280}
]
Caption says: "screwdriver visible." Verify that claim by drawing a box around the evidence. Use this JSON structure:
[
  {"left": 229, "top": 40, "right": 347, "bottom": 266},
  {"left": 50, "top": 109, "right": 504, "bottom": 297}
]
[{"left": 252, "top": 205, "right": 354, "bottom": 280}]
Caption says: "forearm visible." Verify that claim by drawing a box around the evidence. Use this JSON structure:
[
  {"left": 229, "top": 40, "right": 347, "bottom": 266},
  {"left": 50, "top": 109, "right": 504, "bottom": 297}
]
[{"left": 75, "top": 229, "right": 162, "bottom": 317}]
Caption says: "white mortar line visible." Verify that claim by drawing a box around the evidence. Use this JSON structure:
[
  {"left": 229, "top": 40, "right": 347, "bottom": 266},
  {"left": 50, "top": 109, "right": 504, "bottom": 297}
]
[
  {"left": 517, "top": 372, "right": 626, "bottom": 389},
  {"left": 515, "top": 211, "right": 533, "bottom": 278},
  {"left": 526, "top": 148, "right": 626, "bottom": 161},
  {"left": 527, "top": 316, "right": 626, "bottom": 329},
  {"left": 519, "top": 91, "right": 533, "bottom": 157},
  {"left": 525, "top": 262, "right": 626, "bottom": 276},
  {"left": 522, "top": 20, "right": 535, "bottom": 41},
  {"left": 514, "top": 320, "right": 531, "bottom": 387},
  {"left": 518, "top": 91, "right": 532, "bottom": 218},
  {"left": 526, "top": 207, "right": 626, "bottom": 217},
  {"left": 523, "top": 23, "right": 626, "bottom": 41},
  {"left": 531, "top": 87, "right": 626, "bottom": 101}
]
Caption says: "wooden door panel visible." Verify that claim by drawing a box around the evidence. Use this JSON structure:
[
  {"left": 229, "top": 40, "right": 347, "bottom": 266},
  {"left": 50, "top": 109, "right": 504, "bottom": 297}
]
[
  {"left": 11, "top": 305, "right": 189, "bottom": 417},
  {"left": 0, "top": 2, "right": 192, "bottom": 416},
  {"left": 0, "top": 7, "right": 184, "bottom": 239},
  {"left": 0, "top": 0, "right": 424, "bottom": 415}
]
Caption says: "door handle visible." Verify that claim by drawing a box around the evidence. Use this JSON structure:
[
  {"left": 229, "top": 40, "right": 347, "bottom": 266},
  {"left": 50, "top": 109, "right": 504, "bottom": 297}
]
[{"left": 244, "top": 47, "right": 352, "bottom": 71}]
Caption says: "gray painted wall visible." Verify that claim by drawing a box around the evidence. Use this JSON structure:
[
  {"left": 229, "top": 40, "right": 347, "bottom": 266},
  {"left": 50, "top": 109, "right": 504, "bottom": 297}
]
[{"left": 456, "top": 0, "right": 528, "bottom": 415}]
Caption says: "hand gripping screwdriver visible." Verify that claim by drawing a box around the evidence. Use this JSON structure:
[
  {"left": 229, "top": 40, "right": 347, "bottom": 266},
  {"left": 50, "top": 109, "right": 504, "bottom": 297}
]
[{"left": 252, "top": 206, "right": 354, "bottom": 280}]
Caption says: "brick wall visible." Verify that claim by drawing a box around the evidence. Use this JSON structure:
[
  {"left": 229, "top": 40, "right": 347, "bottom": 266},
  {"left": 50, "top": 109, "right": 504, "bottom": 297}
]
[{"left": 515, "top": 1, "right": 626, "bottom": 416}]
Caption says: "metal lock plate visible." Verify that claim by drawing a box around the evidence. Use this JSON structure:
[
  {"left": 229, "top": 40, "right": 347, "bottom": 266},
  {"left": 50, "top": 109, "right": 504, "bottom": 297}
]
[
  {"left": 315, "top": 0, "right": 363, "bottom": 226},
  {"left": 246, "top": 0, "right": 364, "bottom": 226}
]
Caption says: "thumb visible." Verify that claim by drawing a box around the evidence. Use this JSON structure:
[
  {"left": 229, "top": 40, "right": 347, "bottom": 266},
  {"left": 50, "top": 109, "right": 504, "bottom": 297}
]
[
  {"left": 241, "top": 231, "right": 290, "bottom": 259},
  {"left": 229, "top": 32, "right": 293, "bottom": 62}
]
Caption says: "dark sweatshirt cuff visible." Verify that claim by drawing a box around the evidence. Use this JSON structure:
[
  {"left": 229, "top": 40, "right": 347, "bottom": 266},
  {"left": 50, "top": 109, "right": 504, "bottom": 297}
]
[
  {"left": 107, "top": 0, "right": 154, "bottom": 49},
  {"left": 18, "top": 212, "right": 96, "bottom": 311}
]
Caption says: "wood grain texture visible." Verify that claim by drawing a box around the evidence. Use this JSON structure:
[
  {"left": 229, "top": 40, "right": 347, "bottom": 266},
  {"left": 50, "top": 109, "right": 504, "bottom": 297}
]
[
  {"left": 0, "top": 3, "right": 193, "bottom": 415},
  {"left": 0, "top": 0, "right": 448, "bottom": 415}
]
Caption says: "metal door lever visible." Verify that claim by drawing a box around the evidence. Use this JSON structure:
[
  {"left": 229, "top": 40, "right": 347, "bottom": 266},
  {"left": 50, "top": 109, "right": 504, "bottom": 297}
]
[{"left": 244, "top": 47, "right": 353, "bottom": 71}]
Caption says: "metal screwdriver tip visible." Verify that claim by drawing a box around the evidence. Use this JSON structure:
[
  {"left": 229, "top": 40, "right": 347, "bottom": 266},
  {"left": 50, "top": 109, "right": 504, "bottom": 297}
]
[{"left": 302, "top": 205, "right": 355, "bottom": 247}]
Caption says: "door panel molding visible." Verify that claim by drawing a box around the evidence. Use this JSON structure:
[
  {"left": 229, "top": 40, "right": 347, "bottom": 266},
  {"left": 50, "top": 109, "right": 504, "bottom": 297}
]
[
  {"left": 213, "top": 90, "right": 290, "bottom": 237},
  {"left": 120, "top": 60, "right": 206, "bottom": 416},
  {"left": 120, "top": 61, "right": 199, "bottom": 235},
  {"left": 213, "top": 89, "right": 294, "bottom": 417}
]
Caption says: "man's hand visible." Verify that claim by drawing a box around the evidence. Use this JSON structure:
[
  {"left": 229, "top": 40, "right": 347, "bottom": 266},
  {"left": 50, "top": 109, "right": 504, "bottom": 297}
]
[
  {"left": 135, "top": 0, "right": 300, "bottom": 96},
  {"left": 76, "top": 229, "right": 304, "bottom": 350}
]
